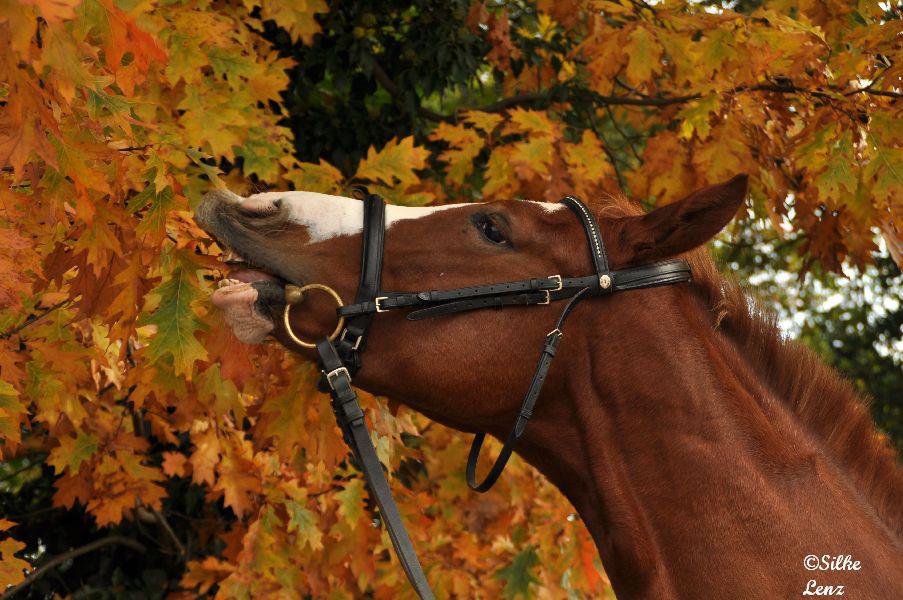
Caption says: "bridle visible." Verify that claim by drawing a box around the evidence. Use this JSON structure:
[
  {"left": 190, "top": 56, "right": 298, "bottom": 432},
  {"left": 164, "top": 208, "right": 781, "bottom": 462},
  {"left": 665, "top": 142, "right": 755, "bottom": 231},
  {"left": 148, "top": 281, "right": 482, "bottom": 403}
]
[{"left": 281, "top": 191, "right": 693, "bottom": 599}]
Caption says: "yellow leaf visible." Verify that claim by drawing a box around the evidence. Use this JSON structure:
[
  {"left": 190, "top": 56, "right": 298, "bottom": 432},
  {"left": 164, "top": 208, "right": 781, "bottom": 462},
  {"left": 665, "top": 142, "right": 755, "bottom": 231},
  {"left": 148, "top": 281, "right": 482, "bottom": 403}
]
[
  {"left": 623, "top": 26, "right": 662, "bottom": 87},
  {"left": 47, "top": 431, "right": 98, "bottom": 474},
  {"left": 283, "top": 159, "right": 345, "bottom": 194},
  {"left": 505, "top": 108, "right": 558, "bottom": 138},
  {"left": 259, "top": 0, "right": 329, "bottom": 45},
  {"left": 182, "top": 557, "right": 234, "bottom": 594},
  {"left": 430, "top": 122, "right": 485, "bottom": 186},
  {"left": 190, "top": 426, "right": 221, "bottom": 487},
  {"left": 678, "top": 96, "right": 721, "bottom": 141},
  {"left": 464, "top": 111, "right": 504, "bottom": 134},
  {"left": 19, "top": 0, "right": 79, "bottom": 23},
  {"left": 563, "top": 130, "right": 613, "bottom": 185},
  {"left": 355, "top": 136, "right": 429, "bottom": 188},
  {"left": 0, "top": 537, "right": 29, "bottom": 589}
]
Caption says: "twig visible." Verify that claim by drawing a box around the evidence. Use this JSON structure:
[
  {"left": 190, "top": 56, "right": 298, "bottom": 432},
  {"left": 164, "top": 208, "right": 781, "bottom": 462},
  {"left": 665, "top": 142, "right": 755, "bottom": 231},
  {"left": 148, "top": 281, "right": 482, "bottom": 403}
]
[
  {"left": 0, "top": 300, "right": 70, "bottom": 340},
  {"left": 0, "top": 457, "right": 43, "bottom": 484},
  {"left": 587, "top": 111, "right": 626, "bottom": 190},
  {"left": 369, "top": 58, "right": 557, "bottom": 123},
  {"left": 151, "top": 507, "right": 186, "bottom": 557},
  {"left": 309, "top": 484, "right": 343, "bottom": 498},
  {"left": 0, "top": 536, "right": 145, "bottom": 599},
  {"left": 604, "top": 104, "right": 642, "bottom": 161}
]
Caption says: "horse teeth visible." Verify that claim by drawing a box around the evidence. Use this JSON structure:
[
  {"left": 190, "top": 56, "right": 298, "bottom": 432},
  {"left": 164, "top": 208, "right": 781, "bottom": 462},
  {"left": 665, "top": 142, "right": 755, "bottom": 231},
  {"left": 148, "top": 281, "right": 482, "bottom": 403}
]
[{"left": 218, "top": 278, "right": 240, "bottom": 289}]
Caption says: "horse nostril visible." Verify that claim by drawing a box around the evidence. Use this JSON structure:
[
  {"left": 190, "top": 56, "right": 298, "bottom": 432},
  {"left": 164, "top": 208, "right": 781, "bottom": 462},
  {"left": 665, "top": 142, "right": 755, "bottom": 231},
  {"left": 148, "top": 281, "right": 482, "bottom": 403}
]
[{"left": 273, "top": 198, "right": 283, "bottom": 209}]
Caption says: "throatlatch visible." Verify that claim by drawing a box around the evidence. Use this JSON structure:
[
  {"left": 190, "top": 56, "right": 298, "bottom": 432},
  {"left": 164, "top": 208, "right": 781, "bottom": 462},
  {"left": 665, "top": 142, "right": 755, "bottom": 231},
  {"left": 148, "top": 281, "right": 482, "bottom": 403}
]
[{"left": 282, "top": 191, "right": 692, "bottom": 598}]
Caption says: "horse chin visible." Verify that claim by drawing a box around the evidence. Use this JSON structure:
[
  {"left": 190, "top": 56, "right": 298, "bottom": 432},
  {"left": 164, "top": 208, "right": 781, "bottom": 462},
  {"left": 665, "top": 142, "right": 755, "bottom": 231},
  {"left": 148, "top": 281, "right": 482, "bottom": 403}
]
[{"left": 211, "top": 269, "right": 278, "bottom": 344}]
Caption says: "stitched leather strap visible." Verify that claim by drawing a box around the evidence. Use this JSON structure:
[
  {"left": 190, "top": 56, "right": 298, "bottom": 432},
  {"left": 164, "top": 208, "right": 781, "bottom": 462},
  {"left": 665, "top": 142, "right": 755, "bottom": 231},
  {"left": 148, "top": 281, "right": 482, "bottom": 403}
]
[
  {"left": 334, "top": 192, "right": 386, "bottom": 372},
  {"left": 406, "top": 291, "right": 549, "bottom": 320},
  {"left": 465, "top": 288, "right": 590, "bottom": 492},
  {"left": 560, "top": 196, "right": 610, "bottom": 291},
  {"left": 404, "top": 259, "right": 692, "bottom": 321},
  {"left": 317, "top": 339, "right": 435, "bottom": 600},
  {"left": 340, "top": 258, "right": 691, "bottom": 320},
  {"left": 338, "top": 276, "right": 566, "bottom": 318}
]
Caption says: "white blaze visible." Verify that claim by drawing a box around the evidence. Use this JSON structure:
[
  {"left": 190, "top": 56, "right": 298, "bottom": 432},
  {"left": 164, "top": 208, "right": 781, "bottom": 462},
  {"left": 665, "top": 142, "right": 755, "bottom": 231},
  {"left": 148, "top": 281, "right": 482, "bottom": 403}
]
[{"left": 246, "top": 191, "right": 562, "bottom": 242}]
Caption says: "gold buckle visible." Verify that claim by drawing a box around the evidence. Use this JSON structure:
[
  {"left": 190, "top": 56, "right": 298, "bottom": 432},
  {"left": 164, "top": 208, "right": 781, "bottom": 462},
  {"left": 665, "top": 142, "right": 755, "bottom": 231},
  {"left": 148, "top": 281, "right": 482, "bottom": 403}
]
[
  {"left": 282, "top": 283, "right": 346, "bottom": 349},
  {"left": 548, "top": 274, "right": 563, "bottom": 291},
  {"left": 374, "top": 296, "right": 389, "bottom": 312},
  {"left": 539, "top": 290, "right": 551, "bottom": 305}
]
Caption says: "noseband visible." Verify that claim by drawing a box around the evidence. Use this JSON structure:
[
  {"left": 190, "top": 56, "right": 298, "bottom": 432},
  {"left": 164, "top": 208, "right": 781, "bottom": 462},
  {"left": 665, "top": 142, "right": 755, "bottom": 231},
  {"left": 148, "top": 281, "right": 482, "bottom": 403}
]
[{"left": 285, "top": 192, "right": 692, "bottom": 598}]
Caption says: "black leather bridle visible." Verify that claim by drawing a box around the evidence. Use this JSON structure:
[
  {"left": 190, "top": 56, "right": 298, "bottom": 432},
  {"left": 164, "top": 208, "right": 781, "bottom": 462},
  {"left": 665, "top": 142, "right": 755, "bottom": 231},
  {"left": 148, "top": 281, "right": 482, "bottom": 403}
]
[{"left": 286, "top": 192, "right": 692, "bottom": 599}]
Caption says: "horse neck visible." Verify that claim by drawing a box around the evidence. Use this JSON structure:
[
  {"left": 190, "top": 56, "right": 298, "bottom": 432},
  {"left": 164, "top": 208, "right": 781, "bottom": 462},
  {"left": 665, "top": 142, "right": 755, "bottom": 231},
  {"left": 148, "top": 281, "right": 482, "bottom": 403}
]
[{"left": 514, "top": 287, "right": 903, "bottom": 599}]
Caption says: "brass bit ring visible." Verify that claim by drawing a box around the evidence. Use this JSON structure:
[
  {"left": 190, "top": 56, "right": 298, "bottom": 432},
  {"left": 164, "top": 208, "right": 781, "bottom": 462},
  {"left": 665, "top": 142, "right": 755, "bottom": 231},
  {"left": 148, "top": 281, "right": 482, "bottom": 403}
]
[{"left": 282, "top": 284, "right": 345, "bottom": 349}]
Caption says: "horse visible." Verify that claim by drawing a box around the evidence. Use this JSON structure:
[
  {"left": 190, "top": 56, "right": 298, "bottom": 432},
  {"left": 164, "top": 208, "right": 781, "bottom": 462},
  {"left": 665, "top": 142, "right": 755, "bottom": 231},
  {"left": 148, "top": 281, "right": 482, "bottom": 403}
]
[{"left": 195, "top": 175, "right": 903, "bottom": 599}]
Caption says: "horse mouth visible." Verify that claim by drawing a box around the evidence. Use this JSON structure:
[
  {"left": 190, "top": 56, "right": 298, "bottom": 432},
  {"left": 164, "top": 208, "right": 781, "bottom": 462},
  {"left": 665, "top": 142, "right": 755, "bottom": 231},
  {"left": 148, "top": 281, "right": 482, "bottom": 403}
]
[{"left": 210, "top": 245, "right": 286, "bottom": 344}]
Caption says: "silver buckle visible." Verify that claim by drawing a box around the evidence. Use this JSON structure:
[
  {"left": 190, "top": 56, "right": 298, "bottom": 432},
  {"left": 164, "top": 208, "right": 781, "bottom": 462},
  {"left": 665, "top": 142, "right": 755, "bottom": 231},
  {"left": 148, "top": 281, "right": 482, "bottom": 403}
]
[
  {"left": 374, "top": 296, "right": 389, "bottom": 313},
  {"left": 339, "top": 329, "right": 362, "bottom": 351},
  {"left": 325, "top": 366, "right": 350, "bottom": 388},
  {"left": 548, "top": 274, "right": 563, "bottom": 291},
  {"left": 539, "top": 290, "right": 551, "bottom": 305}
]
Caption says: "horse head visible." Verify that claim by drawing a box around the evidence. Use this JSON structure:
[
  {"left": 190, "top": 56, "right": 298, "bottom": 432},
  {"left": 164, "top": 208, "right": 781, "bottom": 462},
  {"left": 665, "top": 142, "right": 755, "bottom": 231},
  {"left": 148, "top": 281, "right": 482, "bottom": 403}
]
[{"left": 194, "top": 176, "right": 747, "bottom": 432}]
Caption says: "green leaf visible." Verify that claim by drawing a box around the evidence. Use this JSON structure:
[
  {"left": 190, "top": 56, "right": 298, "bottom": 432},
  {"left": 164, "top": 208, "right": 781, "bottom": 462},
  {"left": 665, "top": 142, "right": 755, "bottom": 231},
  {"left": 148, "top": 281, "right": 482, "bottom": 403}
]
[
  {"left": 286, "top": 501, "right": 324, "bottom": 551},
  {"left": 495, "top": 547, "right": 539, "bottom": 599},
  {"left": 815, "top": 151, "right": 857, "bottom": 199},
  {"left": 139, "top": 254, "right": 208, "bottom": 378},
  {"left": 335, "top": 478, "right": 365, "bottom": 527},
  {"left": 48, "top": 431, "right": 98, "bottom": 474},
  {"left": 678, "top": 95, "right": 720, "bottom": 140},
  {"left": 0, "top": 380, "right": 27, "bottom": 451}
]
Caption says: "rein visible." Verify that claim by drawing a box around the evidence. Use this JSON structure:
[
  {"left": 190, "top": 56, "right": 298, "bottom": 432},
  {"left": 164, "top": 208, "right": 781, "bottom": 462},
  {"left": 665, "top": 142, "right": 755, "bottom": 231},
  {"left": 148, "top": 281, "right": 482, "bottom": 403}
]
[{"left": 281, "top": 193, "right": 693, "bottom": 598}]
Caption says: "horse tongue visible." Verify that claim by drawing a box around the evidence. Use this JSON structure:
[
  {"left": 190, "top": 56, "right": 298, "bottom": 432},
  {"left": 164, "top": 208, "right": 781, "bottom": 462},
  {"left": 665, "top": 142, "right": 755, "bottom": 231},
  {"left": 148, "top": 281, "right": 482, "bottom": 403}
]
[{"left": 228, "top": 268, "right": 278, "bottom": 284}]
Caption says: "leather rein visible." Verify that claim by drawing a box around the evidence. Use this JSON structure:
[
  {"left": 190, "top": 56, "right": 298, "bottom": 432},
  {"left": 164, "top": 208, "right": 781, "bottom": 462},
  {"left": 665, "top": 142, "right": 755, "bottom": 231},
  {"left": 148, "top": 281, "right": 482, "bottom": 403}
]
[{"left": 281, "top": 192, "right": 693, "bottom": 599}]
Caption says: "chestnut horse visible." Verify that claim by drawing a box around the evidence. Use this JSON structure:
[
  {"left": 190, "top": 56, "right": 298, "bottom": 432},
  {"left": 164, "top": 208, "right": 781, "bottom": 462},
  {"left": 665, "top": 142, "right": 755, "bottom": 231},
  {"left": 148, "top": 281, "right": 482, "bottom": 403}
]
[{"left": 195, "top": 176, "right": 903, "bottom": 599}]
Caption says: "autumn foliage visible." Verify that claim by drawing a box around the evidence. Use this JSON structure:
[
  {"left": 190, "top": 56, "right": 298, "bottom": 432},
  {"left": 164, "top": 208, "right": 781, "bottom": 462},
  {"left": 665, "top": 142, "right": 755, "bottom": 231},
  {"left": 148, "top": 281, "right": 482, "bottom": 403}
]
[{"left": 0, "top": 0, "right": 900, "bottom": 597}]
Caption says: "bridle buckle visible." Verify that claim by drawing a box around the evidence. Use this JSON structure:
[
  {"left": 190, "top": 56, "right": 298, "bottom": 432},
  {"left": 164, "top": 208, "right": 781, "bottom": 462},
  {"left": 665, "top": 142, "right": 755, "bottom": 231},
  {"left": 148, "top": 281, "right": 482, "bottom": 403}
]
[
  {"left": 539, "top": 290, "right": 551, "bottom": 305},
  {"left": 548, "top": 274, "right": 563, "bottom": 291},
  {"left": 324, "top": 366, "right": 350, "bottom": 389},
  {"left": 374, "top": 296, "right": 389, "bottom": 313},
  {"left": 340, "top": 329, "right": 363, "bottom": 351}
]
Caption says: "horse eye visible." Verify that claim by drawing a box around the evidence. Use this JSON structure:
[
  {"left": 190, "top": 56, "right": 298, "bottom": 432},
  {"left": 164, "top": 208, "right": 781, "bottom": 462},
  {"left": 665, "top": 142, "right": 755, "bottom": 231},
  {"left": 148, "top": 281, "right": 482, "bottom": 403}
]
[{"left": 475, "top": 215, "right": 510, "bottom": 246}]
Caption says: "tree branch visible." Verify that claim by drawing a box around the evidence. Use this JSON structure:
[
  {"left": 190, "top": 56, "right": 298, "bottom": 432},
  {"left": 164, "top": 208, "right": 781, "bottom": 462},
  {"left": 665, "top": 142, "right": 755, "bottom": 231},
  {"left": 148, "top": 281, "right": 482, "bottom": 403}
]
[
  {"left": 368, "top": 60, "right": 902, "bottom": 123},
  {"left": 0, "top": 300, "right": 70, "bottom": 340},
  {"left": 1, "top": 536, "right": 145, "bottom": 599},
  {"left": 369, "top": 59, "right": 556, "bottom": 123},
  {"left": 151, "top": 507, "right": 186, "bottom": 557}
]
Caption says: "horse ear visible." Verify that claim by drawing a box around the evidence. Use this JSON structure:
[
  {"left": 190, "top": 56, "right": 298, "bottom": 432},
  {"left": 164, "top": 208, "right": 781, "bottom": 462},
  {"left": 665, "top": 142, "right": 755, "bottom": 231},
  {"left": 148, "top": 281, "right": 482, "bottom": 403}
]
[{"left": 614, "top": 174, "right": 748, "bottom": 264}]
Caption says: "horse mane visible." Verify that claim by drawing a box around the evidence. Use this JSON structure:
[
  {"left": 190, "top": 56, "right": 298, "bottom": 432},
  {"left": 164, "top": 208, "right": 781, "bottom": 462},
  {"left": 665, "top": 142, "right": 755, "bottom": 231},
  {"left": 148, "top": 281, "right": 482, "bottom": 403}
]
[{"left": 594, "top": 193, "right": 903, "bottom": 537}]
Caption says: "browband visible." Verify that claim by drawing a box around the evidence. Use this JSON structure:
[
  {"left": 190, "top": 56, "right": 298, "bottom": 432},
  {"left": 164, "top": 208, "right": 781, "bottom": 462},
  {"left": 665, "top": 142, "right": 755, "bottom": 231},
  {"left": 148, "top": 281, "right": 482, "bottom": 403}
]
[{"left": 311, "top": 192, "right": 693, "bottom": 599}]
